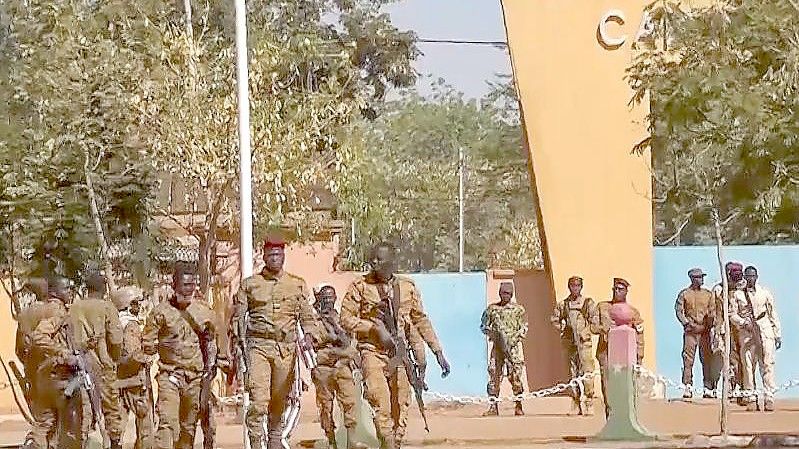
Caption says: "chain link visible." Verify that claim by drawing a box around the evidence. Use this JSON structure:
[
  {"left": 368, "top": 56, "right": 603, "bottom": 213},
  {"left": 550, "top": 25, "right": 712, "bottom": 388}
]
[{"left": 215, "top": 366, "right": 799, "bottom": 407}]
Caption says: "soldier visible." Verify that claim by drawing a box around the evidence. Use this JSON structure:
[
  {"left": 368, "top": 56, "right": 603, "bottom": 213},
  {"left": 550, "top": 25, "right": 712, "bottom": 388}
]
[
  {"left": 481, "top": 282, "right": 528, "bottom": 417},
  {"left": 232, "top": 234, "right": 319, "bottom": 449},
  {"left": 112, "top": 286, "right": 154, "bottom": 449},
  {"left": 16, "top": 278, "right": 61, "bottom": 449},
  {"left": 675, "top": 268, "right": 715, "bottom": 399},
  {"left": 69, "top": 272, "right": 124, "bottom": 449},
  {"left": 311, "top": 284, "right": 366, "bottom": 449},
  {"left": 550, "top": 276, "right": 597, "bottom": 416},
  {"left": 737, "top": 266, "right": 781, "bottom": 412},
  {"left": 143, "top": 263, "right": 215, "bottom": 449},
  {"left": 592, "top": 278, "right": 644, "bottom": 418},
  {"left": 341, "top": 242, "right": 450, "bottom": 449},
  {"left": 712, "top": 262, "right": 746, "bottom": 399},
  {"left": 29, "top": 276, "right": 85, "bottom": 449}
]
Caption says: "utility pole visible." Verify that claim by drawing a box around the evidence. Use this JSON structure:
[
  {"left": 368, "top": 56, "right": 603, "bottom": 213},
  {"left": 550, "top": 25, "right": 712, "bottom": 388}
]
[
  {"left": 458, "top": 147, "right": 465, "bottom": 273},
  {"left": 234, "top": 1, "right": 253, "bottom": 446},
  {"left": 235, "top": 0, "right": 253, "bottom": 279}
]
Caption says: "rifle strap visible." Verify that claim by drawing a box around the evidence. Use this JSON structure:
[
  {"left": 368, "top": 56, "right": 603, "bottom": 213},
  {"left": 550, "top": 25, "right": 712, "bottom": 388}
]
[{"left": 177, "top": 306, "right": 206, "bottom": 342}]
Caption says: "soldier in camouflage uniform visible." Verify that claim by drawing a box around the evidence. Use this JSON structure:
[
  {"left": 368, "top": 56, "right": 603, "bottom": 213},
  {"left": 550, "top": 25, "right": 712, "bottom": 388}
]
[
  {"left": 16, "top": 278, "right": 59, "bottom": 449},
  {"left": 69, "top": 272, "right": 124, "bottom": 449},
  {"left": 233, "top": 235, "right": 319, "bottom": 449},
  {"left": 480, "top": 282, "right": 528, "bottom": 417},
  {"left": 29, "top": 277, "right": 86, "bottom": 449},
  {"left": 592, "top": 278, "right": 644, "bottom": 418},
  {"left": 143, "top": 263, "right": 216, "bottom": 449},
  {"left": 311, "top": 284, "right": 366, "bottom": 449},
  {"left": 341, "top": 242, "right": 450, "bottom": 449},
  {"left": 113, "top": 287, "right": 154, "bottom": 449},
  {"left": 551, "top": 276, "right": 597, "bottom": 416}
]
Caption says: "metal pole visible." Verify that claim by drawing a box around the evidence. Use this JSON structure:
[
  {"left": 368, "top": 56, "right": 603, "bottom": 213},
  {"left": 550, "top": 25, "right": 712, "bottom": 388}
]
[
  {"left": 234, "top": 1, "right": 253, "bottom": 447},
  {"left": 235, "top": 0, "right": 253, "bottom": 279},
  {"left": 458, "top": 147, "right": 465, "bottom": 272}
]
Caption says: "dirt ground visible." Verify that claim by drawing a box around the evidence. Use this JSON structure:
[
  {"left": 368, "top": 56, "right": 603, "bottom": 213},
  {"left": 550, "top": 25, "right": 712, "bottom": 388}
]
[{"left": 1, "top": 395, "right": 798, "bottom": 448}]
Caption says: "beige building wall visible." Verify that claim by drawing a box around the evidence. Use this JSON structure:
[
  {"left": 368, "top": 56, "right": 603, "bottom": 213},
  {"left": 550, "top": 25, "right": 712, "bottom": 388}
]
[{"left": 501, "top": 0, "right": 656, "bottom": 367}]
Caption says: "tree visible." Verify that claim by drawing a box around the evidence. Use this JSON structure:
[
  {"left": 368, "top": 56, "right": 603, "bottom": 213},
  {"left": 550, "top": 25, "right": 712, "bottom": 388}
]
[
  {"left": 336, "top": 79, "right": 541, "bottom": 271},
  {"left": 135, "top": 0, "right": 421, "bottom": 293},
  {"left": 629, "top": 0, "right": 799, "bottom": 247},
  {"left": 0, "top": 0, "right": 157, "bottom": 285},
  {"left": 627, "top": 0, "right": 799, "bottom": 435}
]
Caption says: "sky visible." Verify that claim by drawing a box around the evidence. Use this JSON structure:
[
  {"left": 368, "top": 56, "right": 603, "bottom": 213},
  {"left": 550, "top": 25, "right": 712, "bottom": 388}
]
[{"left": 384, "top": 0, "right": 512, "bottom": 99}]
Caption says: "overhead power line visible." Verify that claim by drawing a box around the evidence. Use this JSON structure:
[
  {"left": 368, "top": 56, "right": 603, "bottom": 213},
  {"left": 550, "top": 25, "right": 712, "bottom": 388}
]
[{"left": 417, "top": 38, "right": 508, "bottom": 48}]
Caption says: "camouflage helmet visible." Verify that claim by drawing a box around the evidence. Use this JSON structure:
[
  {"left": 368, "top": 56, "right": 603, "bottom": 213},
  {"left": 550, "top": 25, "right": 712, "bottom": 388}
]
[{"left": 112, "top": 286, "right": 142, "bottom": 311}]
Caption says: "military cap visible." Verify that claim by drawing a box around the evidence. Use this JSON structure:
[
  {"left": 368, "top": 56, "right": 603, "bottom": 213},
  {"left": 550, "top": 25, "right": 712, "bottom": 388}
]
[
  {"left": 263, "top": 233, "right": 286, "bottom": 250},
  {"left": 613, "top": 277, "right": 630, "bottom": 288},
  {"left": 112, "top": 286, "right": 142, "bottom": 311},
  {"left": 688, "top": 268, "right": 706, "bottom": 277},
  {"left": 568, "top": 276, "right": 583, "bottom": 285}
]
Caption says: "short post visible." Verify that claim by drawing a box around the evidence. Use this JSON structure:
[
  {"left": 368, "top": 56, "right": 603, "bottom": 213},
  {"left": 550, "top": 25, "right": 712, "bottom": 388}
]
[{"left": 594, "top": 302, "right": 655, "bottom": 441}]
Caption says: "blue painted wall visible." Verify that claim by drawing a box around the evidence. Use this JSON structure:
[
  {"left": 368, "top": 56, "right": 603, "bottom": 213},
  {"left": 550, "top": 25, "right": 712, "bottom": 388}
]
[
  {"left": 407, "top": 273, "right": 488, "bottom": 396},
  {"left": 654, "top": 246, "right": 799, "bottom": 398}
]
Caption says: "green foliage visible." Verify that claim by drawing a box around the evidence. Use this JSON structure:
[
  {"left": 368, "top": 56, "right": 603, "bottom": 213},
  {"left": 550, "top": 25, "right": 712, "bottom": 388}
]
[
  {"left": 628, "top": 0, "right": 799, "bottom": 245},
  {"left": 0, "top": 0, "right": 158, "bottom": 281},
  {"left": 336, "top": 79, "right": 541, "bottom": 271}
]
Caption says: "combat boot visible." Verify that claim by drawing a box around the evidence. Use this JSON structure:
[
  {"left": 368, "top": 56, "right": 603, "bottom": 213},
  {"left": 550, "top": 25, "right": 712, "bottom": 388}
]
[
  {"left": 582, "top": 399, "right": 594, "bottom": 416},
  {"left": 482, "top": 403, "right": 499, "bottom": 416},
  {"left": 514, "top": 401, "right": 524, "bottom": 416},
  {"left": 110, "top": 439, "right": 122, "bottom": 449},
  {"left": 379, "top": 434, "right": 398, "bottom": 449}
]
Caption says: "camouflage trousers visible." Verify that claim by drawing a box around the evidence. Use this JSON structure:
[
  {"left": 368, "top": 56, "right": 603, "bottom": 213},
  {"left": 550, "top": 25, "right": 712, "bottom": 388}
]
[
  {"left": 565, "top": 342, "right": 595, "bottom": 400},
  {"left": 121, "top": 385, "right": 154, "bottom": 449},
  {"left": 99, "top": 368, "right": 124, "bottom": 442},
  {"left": 245, "top": 342, "right": 296, "bottom": 447},
  {"left": 312, "top": 362, "right": 358, "bottom": 438},
  {"left": 31, "top": 376, "right": 89, "bottom": 449},
  {"left": 486, "top": 343, "right": 524, "bottom": 397},
  {"left": 154, "top": 370, "right": 202, "bottom": 449},
  {"left": 361, "top": 350, "right": 411, "bottom": 447}
]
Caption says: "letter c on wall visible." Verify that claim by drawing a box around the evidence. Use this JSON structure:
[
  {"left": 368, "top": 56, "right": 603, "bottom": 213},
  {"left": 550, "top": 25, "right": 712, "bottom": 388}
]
[{"left": 597, "top": 9, "right": 627, "bottom": 50}]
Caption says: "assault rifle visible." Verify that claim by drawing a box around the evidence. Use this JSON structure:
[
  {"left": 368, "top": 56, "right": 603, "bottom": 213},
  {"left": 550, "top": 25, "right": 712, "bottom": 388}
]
[
  {"left": 493, "top": 330, "right": 515, "bottom": 376},
  {"left": 236, "top": 312, "right": 252, "bottom": 449},
  {"left": 63, "top": 322, "right": 106, "bottom": 441},
  {"left": 375, "top": 297, "right": 430, "bottom": 432}
]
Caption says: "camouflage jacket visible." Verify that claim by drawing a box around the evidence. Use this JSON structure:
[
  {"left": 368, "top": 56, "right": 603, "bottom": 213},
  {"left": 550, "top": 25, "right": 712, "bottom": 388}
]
[
  {"left": 69, "top": 295, "right": 123, "bottom": 372},
  {"left": 480, "top": 302, "right": 528, "bottom": 349},
  {"left": 341, "top": 273, "right": 442, "bottom": 355},
  {"left": 550, "top": 295, "right": 596, "bottom": 345},
  {"left": 142, "top": 299, "right": 210, "bottom": 374}
]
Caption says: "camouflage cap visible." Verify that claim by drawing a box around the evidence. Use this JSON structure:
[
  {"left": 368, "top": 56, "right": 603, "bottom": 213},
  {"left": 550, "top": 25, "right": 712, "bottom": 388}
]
[
  {"left": 568, "top": 276, "right": 583, "bottom": 285},
  {"left": 313, "top": 283, "right": 335, "bottom": 296},
  {"left": 112, "top": 286, "right": 142, "bottom": 311}
]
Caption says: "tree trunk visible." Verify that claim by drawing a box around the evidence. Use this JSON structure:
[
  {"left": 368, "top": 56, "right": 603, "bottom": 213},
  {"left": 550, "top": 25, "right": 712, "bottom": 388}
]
[
  {"left": 84, "top": 152, "right": 117, "bottom": 292},
  {"left": 712, "top": 208, "right": 730, "bottom": 437}
]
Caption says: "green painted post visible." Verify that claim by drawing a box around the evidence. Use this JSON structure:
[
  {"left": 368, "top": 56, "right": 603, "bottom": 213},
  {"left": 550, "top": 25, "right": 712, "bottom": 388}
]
[{"left": 594, "top": 303, "right": 655, "bottom": 442}]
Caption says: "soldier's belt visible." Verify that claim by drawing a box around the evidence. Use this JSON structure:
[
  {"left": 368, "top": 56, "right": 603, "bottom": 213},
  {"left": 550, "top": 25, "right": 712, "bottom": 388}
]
[{"left": 246, "top": 329, "right": 288, "bottom": 341}]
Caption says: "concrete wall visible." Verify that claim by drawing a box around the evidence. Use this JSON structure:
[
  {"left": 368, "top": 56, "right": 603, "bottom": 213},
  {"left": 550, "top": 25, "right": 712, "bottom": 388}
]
[
  {"left": 501, "top": 0, "right": 656, "bottom": 369},
  {"left": 654, "top": 246, "right": 799, "bottom": 398}
]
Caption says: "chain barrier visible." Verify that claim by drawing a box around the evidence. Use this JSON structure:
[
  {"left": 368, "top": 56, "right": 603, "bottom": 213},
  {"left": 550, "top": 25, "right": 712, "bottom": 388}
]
[{"left": 214, "top": 366, "right": 799, "bottom": 407}]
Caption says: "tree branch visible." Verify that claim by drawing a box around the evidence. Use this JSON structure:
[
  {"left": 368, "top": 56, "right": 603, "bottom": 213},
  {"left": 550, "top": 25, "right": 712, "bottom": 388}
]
[{"left": 655, "top": 215, "right": 691, "bottom": 245}]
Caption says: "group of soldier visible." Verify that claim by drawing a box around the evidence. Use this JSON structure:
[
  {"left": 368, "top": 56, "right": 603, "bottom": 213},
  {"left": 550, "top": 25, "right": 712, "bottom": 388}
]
[
  {"left": 482, "top": 276, "right": 644, "bottom": 419},
  {"left": 15, "top": 235, "right": 452, "bottom": 449},
  {"left": 676, "top": 262, "right": 781, "bottom": 412}
]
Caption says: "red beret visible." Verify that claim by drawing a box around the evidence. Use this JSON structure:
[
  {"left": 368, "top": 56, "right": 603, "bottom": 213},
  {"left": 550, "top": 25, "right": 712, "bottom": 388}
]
[{"left": 263, "top": 234, "right": 286, "bottom": 250}]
